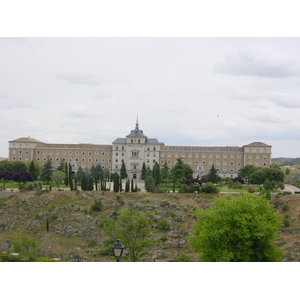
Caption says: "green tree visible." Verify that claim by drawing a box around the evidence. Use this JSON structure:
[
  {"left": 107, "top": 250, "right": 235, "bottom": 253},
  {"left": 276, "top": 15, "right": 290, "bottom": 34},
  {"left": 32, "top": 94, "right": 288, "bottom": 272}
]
[
  {"left": 29, "top": 160, "right": 39, "bottom": 181},
  {"left": 69, "top": 163, "right": 74, "bottom": 190},
  {"left": 141, "top": 162, "right": 147, "bottom": 180},
  {"left": 206, "top": 164, "right": 222, "bottom": 183},
  {"left": 120, "top": 162, "right": 128, "bottom": 179},
  {"left": 114, "top": 174, "right": 120, "bottom": 192},
  {"left": 40, "top": 158, "right": 53, "bottom": 184},
  {"left": 51, "top": 170, "right": 66, "bottom": 188},
  {"left": 145, "top": 176, "right": 155, "bottom": 192},
  {"left": 56, "top": 159, "right": 66, "bottom": 171},
  {"left": 152, "top": 162, "right": 161, "bottom": 186},
  {"left": 76, "top": 166, "right": 84, "bottom": 182},
  {"left": 12, "top": 235, "right": 41, "bottom": 261},
  {"left": 161, "top": 161, "right": 171, "bottom": 183},
  {"left": 64, "top": 163, "right": 69, "bottom": 186},
  {"left": 101, "top": 209, "right": 157, "bottom": 262},
  {"left": 189, "top": 193, "right": 282, "bottom": 262},
  {"left": 238, "top": 165, "right": 258, "bottom": 185},
  {"left": 171, "top": 158, "right": 193, "bottom": 184},
  {"left": 249, "top": 169, "right": 266, "bottom": 185}
]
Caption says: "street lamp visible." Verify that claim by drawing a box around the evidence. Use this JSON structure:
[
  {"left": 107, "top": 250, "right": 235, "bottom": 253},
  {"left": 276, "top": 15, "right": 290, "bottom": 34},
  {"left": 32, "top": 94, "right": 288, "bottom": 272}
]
[
  {"left": 74, "top": 254, "right": 81, "bottom": 262},
  {"left": 112, "top": 239, "right": 124, "bottom": 262}
]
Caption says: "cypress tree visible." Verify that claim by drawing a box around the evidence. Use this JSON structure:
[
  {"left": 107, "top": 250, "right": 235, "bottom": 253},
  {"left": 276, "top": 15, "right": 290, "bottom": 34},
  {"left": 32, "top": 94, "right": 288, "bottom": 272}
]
[
  {"left": 120, "top": 162, "right": 128, "bottom": 179},
  {"left": 64, "top": 163, "right": 69, "bottom": 186},
  {"left": 131, "top": 179, "right": 134, "bottom": 192},
  {"left": 69, "top": 163, "right": 73, "bottom": 190},
  {"left": 125, "top": 179, "right": 130, "bottom": 192},
  {"left": 141, "top": 162, "right": 147, "bottom": 180},
  {"left": 114, "top": 174, "right": 120, "bottom": 192}
]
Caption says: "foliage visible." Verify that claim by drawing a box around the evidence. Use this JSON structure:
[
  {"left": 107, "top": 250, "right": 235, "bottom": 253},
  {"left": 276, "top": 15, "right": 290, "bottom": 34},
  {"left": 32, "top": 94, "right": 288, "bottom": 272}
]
[
  {"left": 88, "top": 239, "right": 97, "bottom": 247},
  {"left": 238, "top": 165, "right": 258, "bottom": 184},
  {"left": 120, "top": 162, "right": 128, "bottom": 179},
  {"left": 145, "top": 176, "right": 156, "bottom": 192},
  {"left": 171, "top": 158, "right": 193, "bottom": 184},
  {"left": 263, "top": 179, "right": 273, "bottom": 191},
  {"left": 281, "top": 204, "right": 289, "bottom": 212},
  {"left": 189, "top": 193, "right": 282, "bottom": 262},
  {"left": 90, "top": 164, "right": 103, "bottom": 180},
  {"left": 40, "top": 158, "right": 53, "bottom": 184},
  {"left": 283, "top": 214, "right": 290, "bottom": 227},
  {"left": 69, "top": 163, "right": 74, "bottom": 190},
  {"left": 11, "top": 235, "right": 41, "bottom": 261},
  {"left": 29, "top": 160, "right": 39, "bottom": 180},
  {"left": 51, "top": 170, "right": 66, "bottom": 188},
  {"left": 101, "top": 209, "right": 157, "bottom": 262},
  {"left": 152, "top": 162, "right": 161, "bottom": 186},
  {"left": 161, "top": 161, "right": 171, "bottom": 183},
  {"left": 206, "top": 164, "right": 222, "bottom": 184},
  {"left": 201, "top": 182, "right": 219, "bottom": 194},
  {"left": 231, "top": 176, "right": 244, "bottom": 184},
  {"left": 249, "top": 169, "right": 266, "bottom": 185},
  {"left": 247, "top": 186, "right": 256, "bottom": 193},
  {"left": 91, "top": 200, "right": 102, "bottom": 212},
  {"left": 113, "top": 174, "right": 120, "bottom": 192},
  {"left": 141, "top": 162, "right": 147, "bottom": 180},
  {"left": 175, "top": 254, "right": 192, "bottom": 262},
  {"left": 157, "top": 219, "right": 171, "bottom": 231},
  {"left": 0, "top": 161, "right": 28, "bottom": 172}
]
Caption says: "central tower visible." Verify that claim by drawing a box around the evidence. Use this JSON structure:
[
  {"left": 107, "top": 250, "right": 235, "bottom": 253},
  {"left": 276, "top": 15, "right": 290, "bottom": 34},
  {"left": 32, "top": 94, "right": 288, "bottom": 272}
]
[{"left": 112, "top": 121, "right": 162, "bottom": 180}]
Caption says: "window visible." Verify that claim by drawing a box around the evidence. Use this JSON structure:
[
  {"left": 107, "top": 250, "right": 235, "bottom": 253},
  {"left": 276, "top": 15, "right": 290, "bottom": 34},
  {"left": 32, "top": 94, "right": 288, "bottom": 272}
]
[
  {"left": 43, "top": 150, "right": 46, "bottom": 155},
  {"left": 216, "top": 154, "right": 220, "bottom": 158},
  {"left": 209, "top": 153, "right": 213, "bottom": 158},
  {"left": 223, "top": 160, "right": 227, "bottom": 165},
  {"left": 256, "top": 154, "right": 260, "bottom": 159},
  {"left": 230, "top": 161, "right": 234, "bottom": 165},
  {"left": 188, "top": 153, "right": 192, "bottom": 158},
  {"left": 132, "top": 152, "right": 139, "bottom": 157},
  {"left": 56, "top": 151, "right": 59, "bottom": 155},
  {"left": 230, "top": 154, "right": 234, "bottom": 159},
  {"left": 181, "top": 153, "right": 185, "bottom": 158},
  {"left": 69, "top": 151, "right": 72, "bottom": 155},
  {"left": 89, "top": 152, "right": 92, "bottom": 156},
  {"left": 122, "top": 146, "right": 124, "bottom": 150},
  {"left": 82, "top": 152, "right": 85, "bottom": 156},
  {"left": 202, "top": 153, "right": 206, "bottom": 158},
  {"left": 216, "top": 160, "right": 220, "bottom": 165},
  {"left": 223, "top": 154, "right": 227, "bottom": 158},
  {"left": 153, "top": 147, "right": 156, "bottom": 151}
]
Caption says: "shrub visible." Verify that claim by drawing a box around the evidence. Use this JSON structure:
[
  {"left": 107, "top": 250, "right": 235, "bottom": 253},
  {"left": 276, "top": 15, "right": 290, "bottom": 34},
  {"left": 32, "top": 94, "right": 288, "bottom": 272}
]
[
  {"left": 91, "top": 200, "right": 102, "bottom": 212},
  {"left": 281, "top": 204, "right": 289, "bottom": 212},
  {"left": 283, "top": 216, "right": 290, "bottom": 227},
  {"left": 175, "top": 254, "right": 192, "bottom": 262},
  {"left": 157, "top": 219, "right": 171, "bottom": 231},
  {"left": 88, "top": 239, "right": 97, "bottom": 247},
  {"left": 160, "top": 235, "right": 168, "bottom": 243},
  {"left": 247, "top": 186, "right": 255, "bottom": 193},
  {"left": 201, "top": 182, "right": 219, "bottom": 194}
]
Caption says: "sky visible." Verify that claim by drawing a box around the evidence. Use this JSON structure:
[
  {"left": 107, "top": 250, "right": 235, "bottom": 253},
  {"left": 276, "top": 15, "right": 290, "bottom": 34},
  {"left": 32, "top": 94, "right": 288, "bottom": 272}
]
[
  {"left": 1, "top": 37, "right": 300, "bottom": 158},
  {"left": 0, "top": 37, "right": 300, "bottom": 157}
]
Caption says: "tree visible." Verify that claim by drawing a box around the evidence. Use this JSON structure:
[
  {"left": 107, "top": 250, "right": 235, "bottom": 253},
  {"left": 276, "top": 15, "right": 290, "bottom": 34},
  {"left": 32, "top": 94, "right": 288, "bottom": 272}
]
[
  {"left": 206, "top": 164, "right": 222, "bottom": 183},
  {"left": 40, "top": 158, "right": 53, "bottom": 184},
  {"left": 113, "top": 174, "right": 120, "bottom": 192},
  {"left": 171, "top": 158, "right": 193, "bottom": 184},
  {"left": 100, "top": 209, "right": 157, "bottom": 262},
  {"left": 238, "top": 165, "right": 258, "bottom": 185},
  {"left": 120, "top": 162, "right": 127, "bottom": 179},
  {"left": 145, "top": 176, "right": 156, "bottom": 192},
  {"left": 90, "top": 164, "right": 102, "bottom": 180},
  {"left": 189, "top": 193, "right": 282, "bottom": 262},
  {"left": 69, "top": 163, "right": 74, "bottom": 190},
  {"left": 141, "top": 162, "right": 147, "bottom": 180},
  {"left": 29, "top": 160, "right": 39, "bottom": 181},
  {"left": 161, "top": 161, "right": 171, "bottom": 183},
  {"left": 249, "top": 169, "right": 266, "bottom": 185},
  {"left": 51, "top": 170, "right": 66, "bottom": 188},
  {"left": 152, "top": 162, "right": 161, "bottom": 186},
  {"left": 56, "top": 159, "right": 66, "bottom": 172}
]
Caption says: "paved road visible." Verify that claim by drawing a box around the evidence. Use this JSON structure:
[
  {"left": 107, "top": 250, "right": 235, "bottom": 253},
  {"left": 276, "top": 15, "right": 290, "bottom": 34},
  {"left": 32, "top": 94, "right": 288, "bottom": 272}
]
[{"left": 282, "top": 184, "right": 300, "bottom": 194}]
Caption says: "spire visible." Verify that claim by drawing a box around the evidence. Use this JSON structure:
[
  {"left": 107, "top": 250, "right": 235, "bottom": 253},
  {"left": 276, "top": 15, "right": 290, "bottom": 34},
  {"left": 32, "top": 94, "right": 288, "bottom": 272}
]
[{"left": 135, "top": 114, "right": 139, "bottom": 130}]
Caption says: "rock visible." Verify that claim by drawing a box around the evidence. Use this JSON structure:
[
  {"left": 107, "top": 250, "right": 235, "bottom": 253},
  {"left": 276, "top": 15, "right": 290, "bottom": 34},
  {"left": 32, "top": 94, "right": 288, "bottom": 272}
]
[
  {"left": 160, "top": 200, "right": 170, "bottom": 207},
  {"left": 26, "top": 220, "right": 41, "bottom": 230},
  {"left": 80, "top": 194, "right": 87, "bottom": 199}
]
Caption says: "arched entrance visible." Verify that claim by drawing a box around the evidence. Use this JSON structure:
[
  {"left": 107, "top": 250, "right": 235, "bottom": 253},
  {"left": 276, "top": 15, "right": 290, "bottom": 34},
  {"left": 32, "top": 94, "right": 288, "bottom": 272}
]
[{"left": 133, "top": 173, "right": 137, "bottom": 179}]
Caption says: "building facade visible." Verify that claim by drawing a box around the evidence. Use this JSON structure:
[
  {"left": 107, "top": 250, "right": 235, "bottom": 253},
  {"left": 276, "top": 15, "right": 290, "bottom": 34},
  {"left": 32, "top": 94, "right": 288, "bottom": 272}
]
[{"left": 8, "top": 121, "right": 272, "bottom": 179}]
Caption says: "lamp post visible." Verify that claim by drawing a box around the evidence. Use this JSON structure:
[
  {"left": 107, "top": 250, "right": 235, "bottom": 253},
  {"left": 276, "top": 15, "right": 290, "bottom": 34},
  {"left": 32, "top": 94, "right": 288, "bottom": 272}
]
[
  {"left": 74, "top": 254, "right": 81, "bottom": 262},
  {"left": 112, "top": 239, "right": 124, "bottom": 262}
]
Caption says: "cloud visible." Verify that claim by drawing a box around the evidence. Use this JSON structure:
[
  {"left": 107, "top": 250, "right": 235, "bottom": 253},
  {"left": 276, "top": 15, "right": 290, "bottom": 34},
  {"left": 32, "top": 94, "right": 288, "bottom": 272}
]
[
  {"left": 241, "top": 109, "right": 288, "bottom": 124},
  {"left": 0, "top": 97, "right": 32, "bottom": 109},
  {"left": 214, "top": 49, "right": 300, "bottom": 78},
  {"left": 56, "top": 68, "right": 104, "bottom": 86},
  {"left": 268, "top": 92, "right": 300, "bottom": 108},
  {"left": 62, "top": 105, "right": 98, "bottom": 118}
]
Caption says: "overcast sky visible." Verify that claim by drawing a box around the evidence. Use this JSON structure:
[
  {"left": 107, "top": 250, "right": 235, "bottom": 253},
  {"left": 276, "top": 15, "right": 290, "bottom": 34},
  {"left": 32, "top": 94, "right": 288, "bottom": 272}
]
[{"left": 1, "top": 37, "right": 300, "bottom": 158}]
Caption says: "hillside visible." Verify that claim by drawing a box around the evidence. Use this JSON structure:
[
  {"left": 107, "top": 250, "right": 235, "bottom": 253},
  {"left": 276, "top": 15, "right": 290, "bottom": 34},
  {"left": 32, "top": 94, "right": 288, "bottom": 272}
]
[
  {"left": 1, "top": 190, "right": 300, "bottom": 262},
  {"left": 272, "top": 157, "right": 300, "bottom": 166}
]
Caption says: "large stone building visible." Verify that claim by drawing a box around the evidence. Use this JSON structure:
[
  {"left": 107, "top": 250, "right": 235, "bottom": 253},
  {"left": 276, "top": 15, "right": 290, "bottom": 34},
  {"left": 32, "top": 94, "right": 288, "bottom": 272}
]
[{"left": 8, "top": 121, "right": 272, "bottom": 179}]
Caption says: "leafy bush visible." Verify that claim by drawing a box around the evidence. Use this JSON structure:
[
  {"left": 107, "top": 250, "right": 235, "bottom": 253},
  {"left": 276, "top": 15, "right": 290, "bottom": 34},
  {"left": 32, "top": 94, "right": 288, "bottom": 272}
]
[
  {"left": 91, "top": 200, "right": 102, "bottom": 212},
  {"left": 88, "top": 239, "right": 97, "bottom": 247},
  {"left": 160, "top": 235, "right": 168, "bottom": 243},
  {"left": 201, "top": 182, "right": 219, "bottom": 194},
  {"left": 175, "top": 254, "right": 192, "bottom": 262},
  {"left": 247, "top": 186, "right": 255, "bottom": 193},
  {"left": 281, "top": 204, "right": 289, "bottom": 212},
  {"left": 157, "top": 219, "right": 171, "bottom": 231},
  {"left": 283, "top": 215, "right": 290, "bottom": 227}
]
